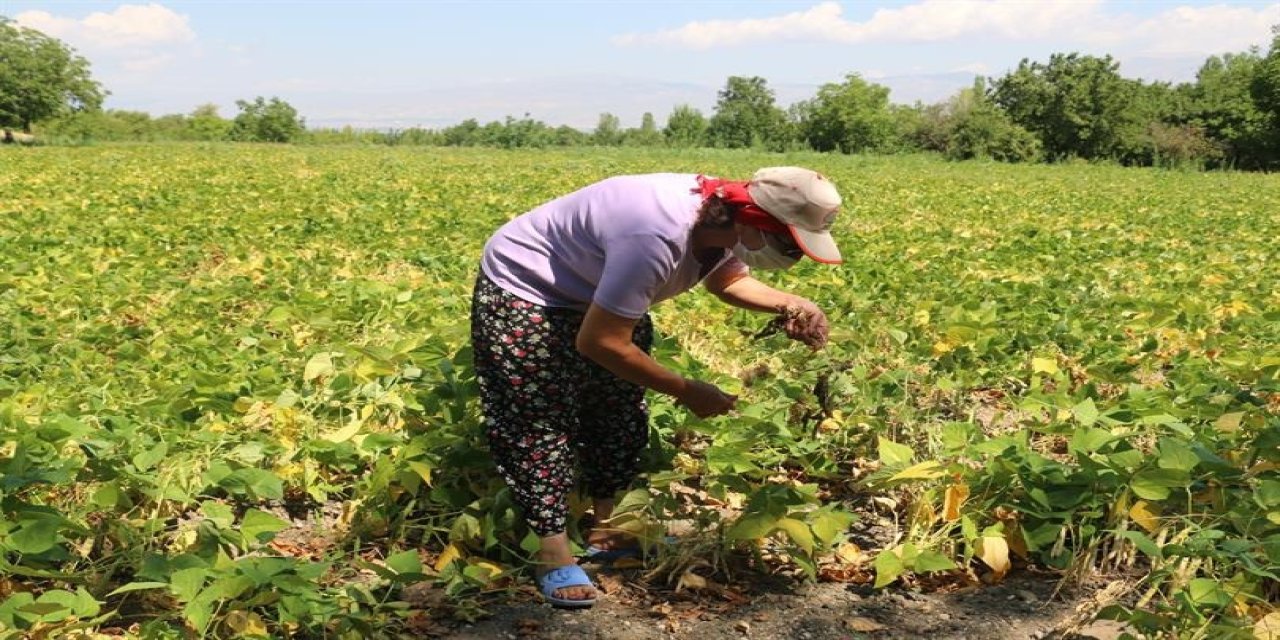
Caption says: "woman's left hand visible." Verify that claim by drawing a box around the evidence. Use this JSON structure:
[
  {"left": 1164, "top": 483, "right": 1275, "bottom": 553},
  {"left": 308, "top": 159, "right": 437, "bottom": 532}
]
[{"left": 781, "top": 298, "right": 829, "bottom": 349}]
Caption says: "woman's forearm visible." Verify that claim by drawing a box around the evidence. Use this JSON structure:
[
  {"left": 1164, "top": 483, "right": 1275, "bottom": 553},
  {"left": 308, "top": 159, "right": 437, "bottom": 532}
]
[
  {"left": 713, "top": 276, "right": 803, "bottom": 313},
  {"left": 577, "top": 339, "right": 688, "bottom": 398}
]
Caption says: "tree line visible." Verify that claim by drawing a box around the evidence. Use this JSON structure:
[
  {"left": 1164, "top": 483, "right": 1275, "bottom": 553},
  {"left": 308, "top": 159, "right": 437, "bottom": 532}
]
[{"left": 4, "top": 17, "right": 1278, "bottom": 170}]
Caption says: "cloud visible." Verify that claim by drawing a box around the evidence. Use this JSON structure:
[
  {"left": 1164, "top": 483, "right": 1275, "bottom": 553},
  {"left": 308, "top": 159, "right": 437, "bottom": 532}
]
[
  {"left": 612, "top": 1, "right": 1100, "bottom": 49},
  {"left": 613, "top": 1, "right": 1279, "bottom": 56},
  {"left": 16, "top": 4, "right": 195, "bottom": 49},
  {"left": 15, "top": 4, "right": 196, "bottom": 75},
  {"left": 953, "top": 63, "right": 990, "bottom": 75}
]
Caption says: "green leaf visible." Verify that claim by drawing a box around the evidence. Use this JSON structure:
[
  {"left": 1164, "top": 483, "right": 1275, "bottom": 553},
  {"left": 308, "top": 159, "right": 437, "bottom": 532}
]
[
  {"left": 1156, "top": 438, "right": 1198, "bottom": 472},
  {"left": 1071, "top": 398, "right": 1099, "bottom": 427},
  {"left": 92, "top": 483, "right": 122, "bottom": 508},
  {"left": 808, "top": 508, "right": 856, "bottom": 546},
  {"left": 775, "top": 517, "right": 815, "bottom": 554},
  {"left": 1069, "top": 427, "right": 1113, "bottom": 454},
  {"left": 132, "top": 442, "right": 169, "bottom": 471},
  {"left": 877, "top": 437, "right": 915, "bottom": 467},
  {"left": 1130, "top": 468, "right": 1189, "bottom": 501},
  {"left": 873, "top": 548, "right": 905, "bottom": 588},
  {"left": 726, "top": 514, "right": 779, "bottom": 541},
  {"left": 35, "top": 587, "right": 100, "bottom": 619},
  {"left": 304, "top": 352, "right": 337, "bottom": 382},
  {"left": 913, "top": 550, "right": 957, "bottom": 573},
  {"left": 1257, "top": 480, "right": 1280, "bottom": 509},
  {"left": 200, "top": 500, "right": 235, "bottom": 529},
  {"left": 1116, "top": 530, "right": 1162, "bottom": 559},
  {"left": 385, "top": 550, "right": 422, "bottom": 575},
  {"left": 169, "top": 567, "right": 207, "bottom": 603},
  {"left": 240, "top": 509, "right": 289, "bottom": 545},
  {"left": 1186, "top": 578, "right": 1231, "bottom": 608},
  {"left": 106, "top": 582, "right": 171, "bottom": 597},
  {"left": 9, "top": 514, "right": 62, "bottom": 554}
]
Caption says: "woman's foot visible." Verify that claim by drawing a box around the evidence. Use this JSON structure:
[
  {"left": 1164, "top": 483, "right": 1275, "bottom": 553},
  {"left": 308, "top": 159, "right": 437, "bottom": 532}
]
[
  {"left": 537, "top": 533, "right": 596, "bottom": 602},
  {"left": 536, "top": 563, "right": 597, "bottom": 603}
]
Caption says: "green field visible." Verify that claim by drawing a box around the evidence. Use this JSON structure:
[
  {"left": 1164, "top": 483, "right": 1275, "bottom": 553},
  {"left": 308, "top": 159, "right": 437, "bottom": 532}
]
[{"left": 1, "top": 145, "right": 1277, "bottom": 638}]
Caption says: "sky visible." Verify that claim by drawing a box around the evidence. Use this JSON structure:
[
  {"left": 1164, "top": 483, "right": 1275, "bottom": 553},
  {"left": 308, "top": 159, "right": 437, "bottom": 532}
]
[{"left": 6, "top": 1, "right": 1279, "bottom": 130}]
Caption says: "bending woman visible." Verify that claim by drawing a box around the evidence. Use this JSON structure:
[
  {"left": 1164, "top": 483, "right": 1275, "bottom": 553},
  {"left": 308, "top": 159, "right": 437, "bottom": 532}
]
[{"left": 470, "top": 167, "right": 843, "bottom": 607}]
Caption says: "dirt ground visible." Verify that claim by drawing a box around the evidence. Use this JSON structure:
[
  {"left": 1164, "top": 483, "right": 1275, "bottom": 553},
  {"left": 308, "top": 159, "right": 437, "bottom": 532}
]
[{"left": 436, "top": 567, "right": 1130, "bottom": 640}]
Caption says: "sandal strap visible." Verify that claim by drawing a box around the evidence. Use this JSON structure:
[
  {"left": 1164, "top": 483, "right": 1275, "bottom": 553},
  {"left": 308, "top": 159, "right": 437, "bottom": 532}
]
[{"left": 540, "top": 563, "right": 593, "bottom": 594}]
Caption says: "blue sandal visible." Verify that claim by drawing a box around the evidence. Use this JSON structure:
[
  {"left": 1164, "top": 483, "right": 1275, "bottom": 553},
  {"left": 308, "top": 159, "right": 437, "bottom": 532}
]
[
  {"left": 580, "top": 545, "right": 644, "bottom": 563},
  {"left": 537, "top": 564, "right": 597, "bottom": 608},
  {"left": 580, "top": 536, "right": 677, "bottom": 564}
]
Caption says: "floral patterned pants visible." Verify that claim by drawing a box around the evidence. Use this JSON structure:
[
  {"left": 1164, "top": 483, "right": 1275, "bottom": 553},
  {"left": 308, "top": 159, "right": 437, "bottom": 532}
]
[{"left": 470, "top": 273, "right": 653, "bottom": 536}]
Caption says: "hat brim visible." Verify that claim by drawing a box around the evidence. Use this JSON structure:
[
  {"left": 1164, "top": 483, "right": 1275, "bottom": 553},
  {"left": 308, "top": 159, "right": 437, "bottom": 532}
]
[{"left": 788, "top": 227, "right": 842, "bottom": 264}]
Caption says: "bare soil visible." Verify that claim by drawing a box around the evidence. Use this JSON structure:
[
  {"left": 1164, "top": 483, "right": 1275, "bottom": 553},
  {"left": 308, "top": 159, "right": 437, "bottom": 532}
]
[{"left": 431, "top": 566, "right": 1127, "bottom": 640}]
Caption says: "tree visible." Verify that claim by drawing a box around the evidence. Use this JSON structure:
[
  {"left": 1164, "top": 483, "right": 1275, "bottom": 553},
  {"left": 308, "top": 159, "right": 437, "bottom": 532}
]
[
  {"left": 592, "top": 112, "right": 622, "bottom": 146},
  {"left": 663, "top": 105, "right": 707, "bottom": 147},
  {"left": 189, "top": 103, "right": 232, "bottom": 141},
  {"left": 228, "top": 96, "right": 304, "bottom": 142},
  {"left": 797, "top": 73, "right": 897, "bottom": 153},
  {"left": 991, "top": 53, "right": 1144, "bottom": 161},
  {"left": 706, "top": 76, "right": 788, "bottom": 149},
  {"left": 945, "top": 81, "right": 1041, "bottom": 162},
  {"left": 1250, "top": 26, "right": 1280, "bottom": 167},
  {"left": 625, "top": 112, "right": 663, "bottom": 146},
  {"left": 0, "top": 18, "right": 105, "bottom": 132}
]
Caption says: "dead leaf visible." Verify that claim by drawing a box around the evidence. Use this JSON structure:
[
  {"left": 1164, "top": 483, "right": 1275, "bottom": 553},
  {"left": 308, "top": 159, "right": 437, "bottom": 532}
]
[
  {"left": 943, "top": 483, "right": 969, "bottom": 521},
  {"left": 976, "top": 536, "right": 1011, "bottom": 580},
  {"left": 676, "top": 569, "right": 708, "bottom": 592},
  {"left": 597, "top": 573, "right": 624, "bottom": 595},
  {"left": 1255, "top": 611, "right": 1280, "bottom": 640},
  {"left": 835, "top": 542, "right": 864, "bottom": 564},
  {"left": 846, "top": 616, "right": 886, "bottom": 632}
]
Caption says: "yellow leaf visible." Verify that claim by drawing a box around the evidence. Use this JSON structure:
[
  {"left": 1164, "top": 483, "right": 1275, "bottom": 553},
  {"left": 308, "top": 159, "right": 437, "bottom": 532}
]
[
  {"left": 433, "top": 543, "right": 465, "bottom": 572},
  {"left": 1129, "top": 500, "right": 1161, "bottom": 533},
  {"left": 322, "top": 419, "right": 362, "bottom": 443},
  {"left": 407, "top": 461, "right": 433, "bottom": 486},
  {"left": 932, "top": 339, "right": 956, "bottom": 357},
  {"left": 943, "top": 483, "right": 969, "bottom": 522},
  {"left": 889, "top": 460, "right": 945, "bottom": 482},
  {"left": 1254, "top": 611, "right": 1280, "bottom": 640},
  {"left": 835, "top": 542, "right": 863, "bottom": 565},
  {"left": 467, "top": 559, "right": 505, "bottom": 582},
  {"left": 1032, "top": 357, "right": 1059, "bottom": 375},
  {"left": 224, "top": 611, "right": 268, "bottom": 637},
  {"left": 976, "top": 536, "right": 1010, "bottom": 579}
]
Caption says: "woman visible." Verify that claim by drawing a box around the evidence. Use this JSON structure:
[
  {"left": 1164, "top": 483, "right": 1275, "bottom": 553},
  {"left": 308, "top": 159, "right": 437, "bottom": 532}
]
[{"left": 470, "top": 166, "right": 842, "bottom": 607}]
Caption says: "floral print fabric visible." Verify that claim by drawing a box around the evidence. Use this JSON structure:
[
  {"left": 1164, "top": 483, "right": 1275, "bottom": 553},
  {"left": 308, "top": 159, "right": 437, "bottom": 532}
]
[{"left": 469, "top": 273, "right": 653, "bottom": 536}]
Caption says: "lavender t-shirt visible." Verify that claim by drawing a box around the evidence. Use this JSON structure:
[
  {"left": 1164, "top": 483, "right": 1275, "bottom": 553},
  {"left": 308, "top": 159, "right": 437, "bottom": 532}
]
[{"left": 481, "top": 173, "right": 740, "bottom": 319}]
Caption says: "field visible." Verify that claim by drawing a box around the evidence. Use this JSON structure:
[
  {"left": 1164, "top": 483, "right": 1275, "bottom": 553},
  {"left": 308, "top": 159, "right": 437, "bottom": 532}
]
[{"left": 1, "top": 145, "right": 1277, "bottom": 639}]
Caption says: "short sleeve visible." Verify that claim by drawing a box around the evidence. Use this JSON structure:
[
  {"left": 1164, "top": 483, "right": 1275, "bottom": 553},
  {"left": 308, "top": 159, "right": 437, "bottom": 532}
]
[{"left": 592, "top": 233, "right": 680, "bottom": 319}]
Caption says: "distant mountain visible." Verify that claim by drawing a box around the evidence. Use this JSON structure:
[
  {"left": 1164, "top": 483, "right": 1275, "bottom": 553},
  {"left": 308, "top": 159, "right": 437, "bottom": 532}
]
[{"left": 302, "top": 72, "right": 980, "bottom": 131}]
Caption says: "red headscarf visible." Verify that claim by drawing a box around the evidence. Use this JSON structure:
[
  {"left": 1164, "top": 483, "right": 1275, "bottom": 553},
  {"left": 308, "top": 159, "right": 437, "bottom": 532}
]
[{"left": 695, "top": 175, "right": 789, "bottom": 234}]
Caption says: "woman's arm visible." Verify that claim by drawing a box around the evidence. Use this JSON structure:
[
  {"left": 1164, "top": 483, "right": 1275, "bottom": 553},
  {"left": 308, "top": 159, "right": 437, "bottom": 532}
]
[
  {"left": 577, "top": 304, "right": 737, "bottom": 417},
  {"left": 702, "top": 264, "right": 830, "bottom": 348}
]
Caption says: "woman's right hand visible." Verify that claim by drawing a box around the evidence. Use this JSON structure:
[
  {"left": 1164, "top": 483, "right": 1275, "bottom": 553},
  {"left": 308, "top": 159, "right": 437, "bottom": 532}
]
[{"left": 676, "top": 379, "right": 737, "bottom": 418}]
